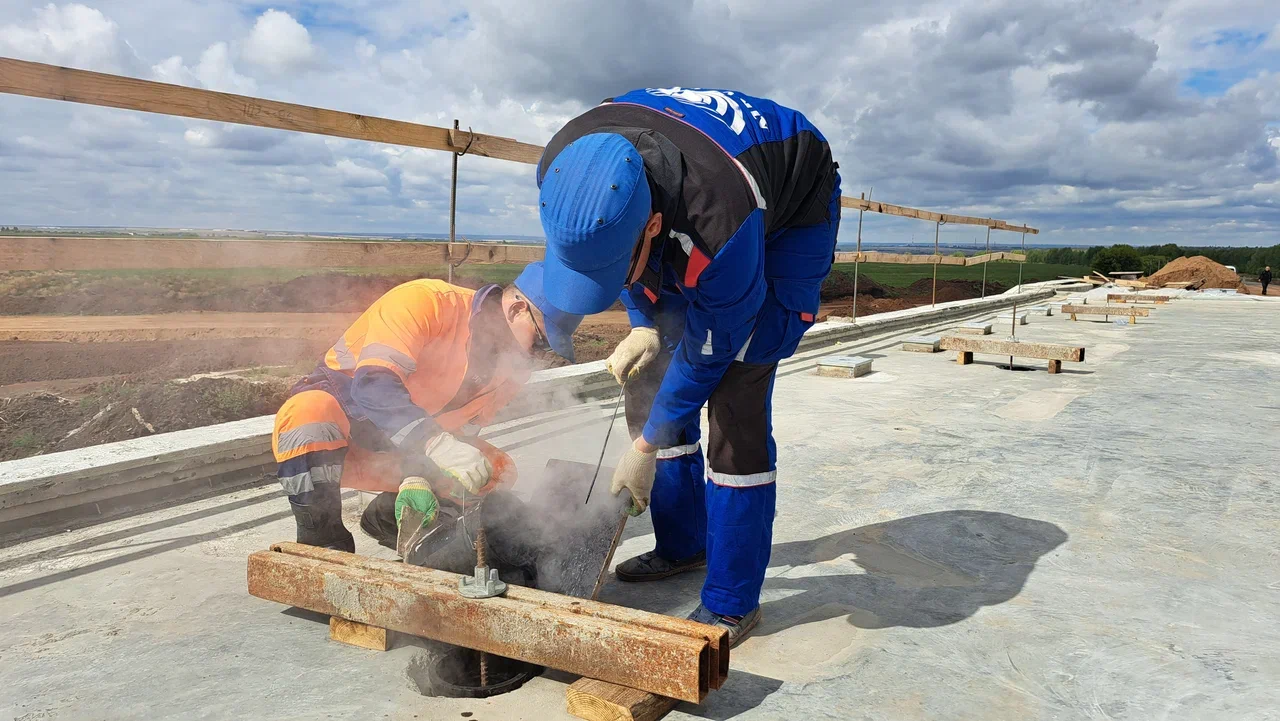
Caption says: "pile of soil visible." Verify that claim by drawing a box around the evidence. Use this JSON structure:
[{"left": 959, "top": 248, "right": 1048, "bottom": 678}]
[
  {"left": 902, "top": 278, "right": 1005, "bottom": 303},
  {"left": 0, "top": 377, "right": 292, "bottom": 461},
  {"left": 820, "top": 271, "right": 892, "bottom": 301},
  {"left": 1144, "top": 256, "right": 1247, "bottom": 291}
]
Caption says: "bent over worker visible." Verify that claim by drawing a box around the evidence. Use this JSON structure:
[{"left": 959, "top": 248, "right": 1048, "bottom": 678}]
[
  {"left": 272, "top": 262, "right": 581, "bottom": 555},
  {"left": 536, "top": 88, "right": 841, "bottom": 644}
]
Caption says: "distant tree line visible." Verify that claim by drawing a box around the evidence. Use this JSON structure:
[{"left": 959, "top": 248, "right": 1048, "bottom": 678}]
[{"left": 1023, "top": 243, "right": 1280, "bottom": 277}]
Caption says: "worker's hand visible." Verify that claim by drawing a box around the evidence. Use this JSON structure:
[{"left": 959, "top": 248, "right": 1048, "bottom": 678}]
[
  {"left": 425, "top": 433, "right": 493, "bottom": 494},
  {"left": 610, "top": 441, "right": 658, "bottom": 516},
  {"left": 606, "top": 327, "right": 661, "bottom": 385},
  {"left": 395, "top": 477, "right": 440, "bottom": 558},
  {"left": 395, "top": 477, "right": 439, "bottom": 532}
]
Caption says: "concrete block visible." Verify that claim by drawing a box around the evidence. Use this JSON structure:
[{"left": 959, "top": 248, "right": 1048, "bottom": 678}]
[
  {"left": 996, "top": 312, "right": 1029, "bottom": 326},
  {"left": 901, "top": 335, "right": 941, "bottom": 353},
  {"left": 1028, "top": 305, "right": 1053, "bottom": 316},
  {"left": 957, "top": 322, "right": 993, "bottom": 335},
  {"left": 817, "top": 355, "right": 874, "bottom": 378}
]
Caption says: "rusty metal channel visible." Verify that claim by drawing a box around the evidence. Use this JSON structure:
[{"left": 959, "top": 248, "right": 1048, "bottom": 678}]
[
  {"left": 268, "top": 542, "right": 729, "bottom": 691},
  {"left": 248, "top": 544, "right": 714, "bottom": 702}
]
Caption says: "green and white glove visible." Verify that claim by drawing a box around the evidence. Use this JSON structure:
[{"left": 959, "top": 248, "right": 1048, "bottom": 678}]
[{"left": 395, "top": 477, "right": 439, "bottom": 534}]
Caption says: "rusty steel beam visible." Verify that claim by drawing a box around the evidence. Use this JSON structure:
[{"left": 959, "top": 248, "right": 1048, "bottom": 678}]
[
  {"left": 270, "top": 542, "right": 729, "bottom": 690},
  {"left": 247, "top": 544, "right": 717, "bottom": 702}
]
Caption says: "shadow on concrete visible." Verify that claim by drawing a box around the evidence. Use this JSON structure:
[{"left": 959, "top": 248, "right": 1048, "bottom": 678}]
[
  {"left": 761, "top": 510, "right": 1066, "bottom": 634},
  {"left": 682, "top": 669, "right": 784, "bottom": 720},
  {"left": 0, "top": 506, "right": 293, "bottom": 598},
  {"left": 0, "top": 486, "right": 286, "bottom": 574},
  {"left": 968, "top": 359, "right": 1095, "bottom": 375}
]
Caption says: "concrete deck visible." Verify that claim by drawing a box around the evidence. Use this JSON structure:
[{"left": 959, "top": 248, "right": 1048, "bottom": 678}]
[{"left": 3, "top": 299, "right": 1279, "bottom": 720}]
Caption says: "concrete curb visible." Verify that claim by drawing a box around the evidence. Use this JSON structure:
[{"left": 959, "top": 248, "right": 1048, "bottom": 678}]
[{"left": 0, "top": 284, "right": 1058, "bottom": 537}]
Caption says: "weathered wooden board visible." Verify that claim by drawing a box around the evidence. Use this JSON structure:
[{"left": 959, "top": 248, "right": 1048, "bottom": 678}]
[
  {"left": 567, "top": 678, "right": 680, "bottom": 721},
  {"left": 0, "top": 236, "right": 543, "bottom": 270},
  {"left": 940, "top": 336, "right": 1085, "bottom": 362},
  {"left": 1107, "top": 294, "right": 1169, "bottom": 304},
  {"left": 329, "top": 617, "right": 390, "bottom": 651},
  {"left": 1061, "top": 305, "right": 1150, "bottom": 317},
  {"left": 0, "top": 58, "right": 544, "bottom": 163}
]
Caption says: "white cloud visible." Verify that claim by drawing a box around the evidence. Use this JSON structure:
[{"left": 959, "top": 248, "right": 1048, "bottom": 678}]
[
  {"left": 0, "top": 2, "right": 136, "bottom": 72},
  {"left": 241, "top": 9, "right": 315, "bottom": 73},
  {"left": 336, "top": 158, "right": 388, "bottom": 188},
  {"left": 1, "top": 0, "right": 1279, "bottom": 246}
]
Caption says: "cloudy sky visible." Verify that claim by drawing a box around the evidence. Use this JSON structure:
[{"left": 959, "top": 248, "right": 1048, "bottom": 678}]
[{"left": 1, "top": 1, "right": 1278, "bottom": 248}]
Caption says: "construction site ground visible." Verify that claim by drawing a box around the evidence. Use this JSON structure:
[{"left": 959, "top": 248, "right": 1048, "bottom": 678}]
[
  {"left": 0, "top": 269, "right": 1023, "bottom": 461},
  {"left": 3, "top": 296, "right": 1277, "bottom": 719}
]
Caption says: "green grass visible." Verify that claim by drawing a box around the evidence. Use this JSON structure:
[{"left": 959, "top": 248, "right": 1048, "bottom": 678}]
[
  {"left": 9, "top": 429, "right": 42, "bottom": 450},
  {"left": 834, "top": 261, "right": 1089, "bottom": 288}
]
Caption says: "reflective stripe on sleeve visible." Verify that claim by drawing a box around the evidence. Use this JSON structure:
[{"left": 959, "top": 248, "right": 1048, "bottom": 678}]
[{"left": 657, "top": 442, "right": 702, "bottom": 460}]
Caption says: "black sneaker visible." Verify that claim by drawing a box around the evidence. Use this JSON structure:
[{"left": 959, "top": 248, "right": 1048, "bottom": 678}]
[
  {"left": 615, "top": 550, "right": 707, "bottom": 582},
  {"left": 687, "top": 604, "right": 762, "bottom": 648}
]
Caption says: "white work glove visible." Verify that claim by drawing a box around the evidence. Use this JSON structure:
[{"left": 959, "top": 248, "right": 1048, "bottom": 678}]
[
  {"left": 610, "top": 444, "right": 658, "bottom": 516},
  {"left": 606, "top": 327, "right": 661, "bottom": 385},
  {"left": 424, "top": 433, "right": 492, "bottom": 494}
]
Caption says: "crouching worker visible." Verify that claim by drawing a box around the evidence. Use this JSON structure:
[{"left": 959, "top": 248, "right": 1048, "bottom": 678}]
[{"left": 271, "top": 262, "right": 581, "bottom": 556}]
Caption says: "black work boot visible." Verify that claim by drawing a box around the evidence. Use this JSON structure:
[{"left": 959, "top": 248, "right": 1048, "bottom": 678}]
[
  {"left": 288, "top": 483, "right": 355, "bottom": 553},
  {"left": 359, "top": 491, "right": 400, "bottom": 550}
]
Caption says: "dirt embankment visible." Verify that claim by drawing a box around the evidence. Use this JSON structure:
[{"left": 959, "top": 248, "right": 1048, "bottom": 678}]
[
  {"left": 1144, "top": 256, "right": 1248, "bottom": 291},
  {"left": 0, "top": 377, "right": 292, "bottom": 462},
  {"left": 0, "top": 271, "right": 501, "bottom": 316}
]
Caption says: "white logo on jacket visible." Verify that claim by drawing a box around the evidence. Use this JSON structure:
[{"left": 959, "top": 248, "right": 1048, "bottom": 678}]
[{"left": 647, "top": 87, "right": 768, "bottom": 134}]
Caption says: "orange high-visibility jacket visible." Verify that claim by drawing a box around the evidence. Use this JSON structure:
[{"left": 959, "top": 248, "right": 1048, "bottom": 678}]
[{"left": 324, "top": 279, "right": 529, "bottom": 438}]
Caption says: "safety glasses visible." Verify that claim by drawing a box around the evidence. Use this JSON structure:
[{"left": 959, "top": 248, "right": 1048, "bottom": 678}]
[{"left": 526, "top": 305, "right": 552, "bottom": 354}]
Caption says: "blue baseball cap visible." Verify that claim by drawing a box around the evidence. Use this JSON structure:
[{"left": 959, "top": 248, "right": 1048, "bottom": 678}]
[
  {"left": 513, "top": 261, "right": 583, "bottom": 362},
  {"left": 538, "top": 133, "right": 652, "bottom": 315}
]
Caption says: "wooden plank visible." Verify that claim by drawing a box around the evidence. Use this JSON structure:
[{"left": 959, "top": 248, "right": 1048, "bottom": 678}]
[
  {"left": 1060, "top": 305, "right": 1149, "bottom": 317},
  {"left": 567, "top": 678, "right": 679, "bottom": 721},
  {"left": 247, "top": 546, "right": 713, "bottom": 702},
  {"left": 839, "top": 196, "right": 1038, "bottom": 234},
  {"left": 0, "top": 58, "right": 544, "bottom": 164},
  {"left": 0, "top": 236, "right": 543, "bottom": 270},
  {"left": 1107, "top": 294, "right": 1170, "bottom": 304},
  {"left": 1, "top": 58, "right": 1040, "bottom": 245},
  {"left": 0, "top": 58, "right": 1040, "bottom": 235},
  {"left": 328, "top": 617, "right": 389, "bottom": 651},
  {"left": 939, "top": 336, "right": 1085, "bottom": 362}
]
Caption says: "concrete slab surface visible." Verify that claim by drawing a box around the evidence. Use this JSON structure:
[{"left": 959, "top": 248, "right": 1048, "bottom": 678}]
[{"left": 3, "top": 301, "right": 1279, "bottom": 720}]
